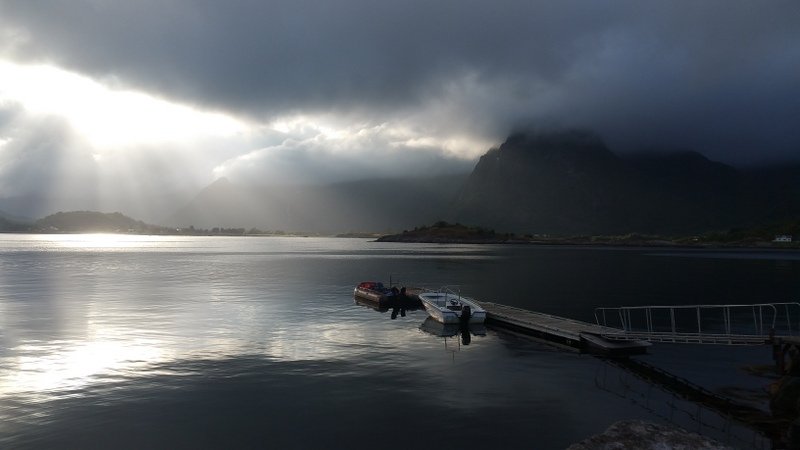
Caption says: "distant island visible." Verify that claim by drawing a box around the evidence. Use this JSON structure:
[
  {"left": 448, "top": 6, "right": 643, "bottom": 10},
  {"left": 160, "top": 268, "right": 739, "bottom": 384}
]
[
  {"left": 377, "top": 221, "right": 800, "bottom": 248},
  {"left": 1, "top": 211, "right": 799, "bottom": 249},
  {"left": 36, "top": 211, "right": 163, "bottom": 234},
  {"left": 0, "top": 210, "right": 329, "bottom": 237},
  {"left": 376, "top": 221, "right": 523, "bottom": 244}
]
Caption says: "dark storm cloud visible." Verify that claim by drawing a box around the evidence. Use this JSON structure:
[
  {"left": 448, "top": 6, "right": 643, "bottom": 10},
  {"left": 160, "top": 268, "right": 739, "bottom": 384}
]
[
  {"left": 1, "top": 0, "right": 798, "bottom": 163},
  {"left": 2, "top": 0, "right": 596, "bottom": 113}
]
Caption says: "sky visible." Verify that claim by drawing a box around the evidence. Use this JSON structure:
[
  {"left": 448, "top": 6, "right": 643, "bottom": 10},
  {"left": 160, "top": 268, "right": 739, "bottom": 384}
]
[{"left": 0, "top": 1, "right": 798, "bottom": 220}]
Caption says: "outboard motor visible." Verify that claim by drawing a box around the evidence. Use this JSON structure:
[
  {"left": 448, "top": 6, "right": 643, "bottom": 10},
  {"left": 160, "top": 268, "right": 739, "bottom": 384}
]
[
  {"left": 460, "top": 305, "right": 471, "bottom": 327},
  {"left": 460, "top": 305, "right": 472, "bottom": 345}
]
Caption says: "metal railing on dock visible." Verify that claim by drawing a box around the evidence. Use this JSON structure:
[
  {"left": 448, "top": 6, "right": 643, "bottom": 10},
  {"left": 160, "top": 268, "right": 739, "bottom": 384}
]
[{"left": 594, "top": 302, "right": 800, "bottom": 345}]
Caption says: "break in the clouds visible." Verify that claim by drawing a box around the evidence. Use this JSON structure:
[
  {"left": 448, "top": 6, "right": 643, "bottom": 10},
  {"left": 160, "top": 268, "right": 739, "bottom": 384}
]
[
  {"left": 212, "top": 117, "right": 476, "bottom": 186},
  {"left": 0, "top": 0, "right": 799, "bottom": 218}
]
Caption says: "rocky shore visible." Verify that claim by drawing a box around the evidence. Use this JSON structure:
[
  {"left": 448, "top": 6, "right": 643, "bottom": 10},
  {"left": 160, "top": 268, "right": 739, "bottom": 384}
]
[
  {"left": 567, "top": 420, "right": 732, "bottom": 450},
  {"left": 376, "top": 222, "right": 799, "bottom": 249}
]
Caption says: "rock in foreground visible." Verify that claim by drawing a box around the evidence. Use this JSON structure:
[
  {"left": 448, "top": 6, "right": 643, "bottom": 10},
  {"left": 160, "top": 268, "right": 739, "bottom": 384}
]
[{"left": 567, "top": 420, "right": 732, "bottom": 450}]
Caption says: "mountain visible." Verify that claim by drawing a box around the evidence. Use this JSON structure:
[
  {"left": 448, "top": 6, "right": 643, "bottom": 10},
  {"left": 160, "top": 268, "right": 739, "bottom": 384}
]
[
  {"left": 0, "top": 209, "right": 32, "bottom": 232},
  {"left": 452, "top": 130, "right": 646, "bottom": 234},
  {"left": 165, "top": 174, "right": 469, "bottom": 234},
  {"left": 621, "top": 151, "right": 760, "bottom": 233},
  {"left": 0, "top": 209, "right": 33, "bottom": 224},
  {"left": 36, "top": 211, "right": 157, "bottom": 233},
  {"left": 0, "top": 211, "right": 33, "bottom": 232},
  {"left": 0, "top": 217, "right": 30, "bottom": 232},
  {"left": 165, "top": 130, "right": 800, "bottom": 236},
  {"left": 452, "top": 130, "right": 800, "bottom": 235}
]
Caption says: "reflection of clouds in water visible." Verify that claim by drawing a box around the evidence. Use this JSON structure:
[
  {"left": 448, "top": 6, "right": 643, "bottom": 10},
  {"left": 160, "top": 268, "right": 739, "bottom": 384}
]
[
  {"left": 0, "top": 235, "right": 501, "bottom": 260},
  {"left": 0, "top": 275, "right": 482, "bottom": 414},
  {"left": 0, "top": 234, "right": 209, "bottom": 253},
  {"left": 2, "top": 337, "right": 168, "bottom": 403},
  {"left": 0, "top": 324, "right": 258, "bottom": 409},
  {"left": 1, "top": 307, "right": 473, "bottom": 413},
  {"left": 3, "top": 235, "right": 785, "bottom": 448}
]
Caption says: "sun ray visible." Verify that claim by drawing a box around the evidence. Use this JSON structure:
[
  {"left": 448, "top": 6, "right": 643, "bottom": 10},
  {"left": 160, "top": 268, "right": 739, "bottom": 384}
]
[{"left": 0, "top": 59, "right": 249, "bottom": 149}]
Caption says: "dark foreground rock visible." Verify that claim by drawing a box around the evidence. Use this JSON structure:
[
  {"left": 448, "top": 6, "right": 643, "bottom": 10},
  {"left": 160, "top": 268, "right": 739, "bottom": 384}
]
[
  {"left": 771, "top": 376, "right": 800, "bottom": 415},
  {"left": 567, "top": 420, "right": 732, "bottom": 450}
]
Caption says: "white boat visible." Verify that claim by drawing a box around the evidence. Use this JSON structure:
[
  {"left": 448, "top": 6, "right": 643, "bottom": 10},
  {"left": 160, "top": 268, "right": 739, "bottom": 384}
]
[
  {"left": 418, "top": 291, "right": 486, "bottom": 324},
  {"left": 419, "top": 316, "right": 487, "bottom": 337}
]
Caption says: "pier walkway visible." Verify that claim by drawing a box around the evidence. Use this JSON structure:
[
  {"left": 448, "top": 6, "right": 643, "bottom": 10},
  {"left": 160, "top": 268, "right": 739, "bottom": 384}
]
[
  {"left": 404, "top": 287, "right": 800, "bottom": 357},
  {"left": 478, "top": 302, "right": 651, "bottom": 356},
  {"left": 475, "top": 301, "right": 800, "bottom": 356},
  {"left": 594, "top": 302, "right": 800, "bottom": 346}
]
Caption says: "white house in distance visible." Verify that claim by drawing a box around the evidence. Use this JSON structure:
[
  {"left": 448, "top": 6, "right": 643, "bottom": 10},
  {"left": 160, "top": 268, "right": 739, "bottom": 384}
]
[{"left": 774, "top": 235, "right": 793, "bottom": 243}]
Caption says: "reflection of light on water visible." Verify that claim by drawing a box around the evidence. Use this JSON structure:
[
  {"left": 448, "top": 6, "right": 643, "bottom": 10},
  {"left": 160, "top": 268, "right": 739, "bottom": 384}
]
[
  {"left": 0, "top": 233, "right": 190, "bottom": 253},
  {"left": 41, "top": 234, "right": 176, "bottom": 251},
  {"left": 1, "top": 318, "right": 418, "bottom": 409},
  {"left": 2, "top": 335, "right": 169, "bottom": 402},
  {"left": 0, "top": 330, "right": 253, "bottom": 412},
  {"left": 265, "top": 323, "right": 411, "bottom": 362},
  {"left": 0, "top": 233, "right": 509, "bottom": 427}
]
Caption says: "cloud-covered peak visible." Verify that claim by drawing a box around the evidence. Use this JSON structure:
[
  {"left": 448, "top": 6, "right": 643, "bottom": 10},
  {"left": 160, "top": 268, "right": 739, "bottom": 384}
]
[
  {"left": 1, "top": 0, "right": 797, "bottom": 164},
  {"left": 0, "top": 1, "right": 798, "bottom": 220}
]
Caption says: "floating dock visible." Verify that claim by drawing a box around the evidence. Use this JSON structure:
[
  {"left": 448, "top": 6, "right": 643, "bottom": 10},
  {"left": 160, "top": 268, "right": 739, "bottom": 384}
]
[
  {"left": 478, "top": 302, "right": 651, "bottom": 357},
  {"left": 401, "top": 288, "right": 650, "bottom": 356}
]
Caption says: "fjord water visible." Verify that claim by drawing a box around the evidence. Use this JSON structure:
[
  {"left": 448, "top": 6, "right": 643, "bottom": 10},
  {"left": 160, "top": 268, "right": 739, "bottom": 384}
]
[{"left": 1, "top": 235, "right": 799, "bottom": 449}]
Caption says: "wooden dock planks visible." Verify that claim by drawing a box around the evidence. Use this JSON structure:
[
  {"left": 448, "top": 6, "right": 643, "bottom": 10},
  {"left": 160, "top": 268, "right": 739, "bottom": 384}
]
[
  {"left": 478, "top": 301, "right": 650, "bottom": 356},
  {"left": 479, "top": 302, "right": 623, "bottom": 338}
]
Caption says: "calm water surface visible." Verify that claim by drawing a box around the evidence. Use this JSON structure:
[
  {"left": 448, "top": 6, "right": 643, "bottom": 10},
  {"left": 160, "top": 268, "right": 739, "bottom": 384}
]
[{"left": 1, "top": 234, "right": 799, "bottom": 449}]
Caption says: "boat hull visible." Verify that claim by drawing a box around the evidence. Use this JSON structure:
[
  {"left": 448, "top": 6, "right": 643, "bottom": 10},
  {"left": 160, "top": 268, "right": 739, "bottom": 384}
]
[
  {"left": 353, "top": 282, "right": 422, "bottom": 309},
  {"left": 353, "top": 287, "right": 393, "bottom": 304},
  {"left": 418, "top": 292, "right": 486, "bottom": 324}
]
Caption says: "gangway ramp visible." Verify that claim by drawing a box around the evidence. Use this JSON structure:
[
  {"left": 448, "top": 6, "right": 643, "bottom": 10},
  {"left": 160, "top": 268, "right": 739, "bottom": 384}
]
[{"left": 594, "top": 302, "right": 800, "bottom": 345}]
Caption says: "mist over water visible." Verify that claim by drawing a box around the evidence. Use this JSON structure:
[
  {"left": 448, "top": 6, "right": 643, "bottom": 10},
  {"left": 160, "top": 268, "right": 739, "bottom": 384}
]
[{"left": 1, "top": 235, "right": 798, "bottom": 449}]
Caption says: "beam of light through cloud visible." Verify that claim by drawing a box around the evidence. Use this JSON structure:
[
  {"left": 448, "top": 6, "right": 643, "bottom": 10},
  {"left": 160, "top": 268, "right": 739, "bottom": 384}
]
[
  {"left": 0, "top": 58, "right": 483, "bottom": 221},
  {"left": 4, "top": 0, "right": 798, "bottom": 164},
  {"left": 0, "top": 99, "right": 233, "bottom": 220},
  {"left": 1, "top": 0, "right": 795, "bottom": 224},
  {"left": 0, "top": 59, "right": 482, "bottom": 180},
  {"left": 0, "top": 60, "right": 249, "bottom": 150}
]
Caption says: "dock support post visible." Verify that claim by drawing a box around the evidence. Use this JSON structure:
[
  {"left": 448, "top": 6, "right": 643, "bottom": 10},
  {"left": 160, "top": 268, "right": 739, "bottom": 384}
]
[
  {"left": 774, "top": 342, "right": 785, "bottom": 375},
  {"left": 770, "top": 329, "right": 788, "bottom": 375}
]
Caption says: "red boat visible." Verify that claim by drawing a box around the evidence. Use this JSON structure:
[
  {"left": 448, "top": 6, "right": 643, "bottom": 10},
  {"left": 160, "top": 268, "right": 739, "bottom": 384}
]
[{"left": 353, "top": 281, "right": 396, "bottom": 304}]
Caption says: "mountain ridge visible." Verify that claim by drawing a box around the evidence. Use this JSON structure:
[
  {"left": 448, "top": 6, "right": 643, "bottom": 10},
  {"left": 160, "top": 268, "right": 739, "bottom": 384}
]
[
  {"left": 452, "top": 130, "right": 800, "bottom": 235},
  {"left": 167, "top": 131, "right": 800, "bottom": 236},
  {"left": 3, "top": 130, "right": 799, "bottom": 236}
]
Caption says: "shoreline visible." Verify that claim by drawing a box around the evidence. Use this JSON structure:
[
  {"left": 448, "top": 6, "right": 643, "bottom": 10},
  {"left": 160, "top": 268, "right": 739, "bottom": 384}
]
[
  {"left": 0, "top": 230, "right": 382, "bottom": 239},
  {"left": 374, "top": 221, "right": 800, "bottom": 249},
  {"left": 375, "top": 235, "right": 800, "bottom": 250},
  {"left": 2, "top": 230, "right": 798, "bottom": 250}
]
